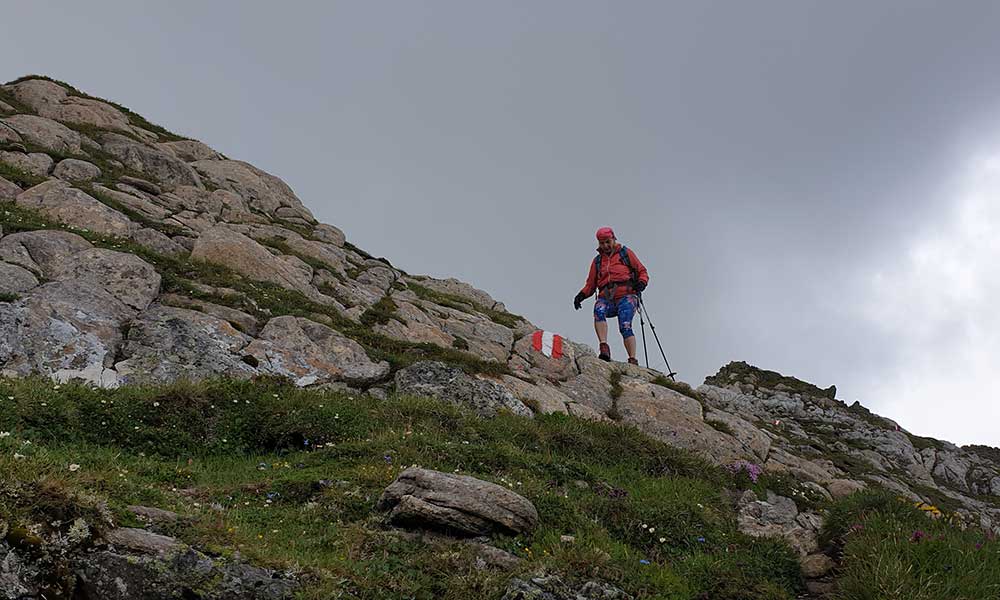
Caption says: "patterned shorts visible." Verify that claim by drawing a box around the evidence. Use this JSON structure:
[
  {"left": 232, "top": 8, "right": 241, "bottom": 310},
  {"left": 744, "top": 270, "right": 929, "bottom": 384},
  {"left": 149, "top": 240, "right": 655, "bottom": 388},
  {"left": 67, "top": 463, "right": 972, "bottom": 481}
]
[{"left": 594, "top": 294, "right": 638, "bottom": 339}]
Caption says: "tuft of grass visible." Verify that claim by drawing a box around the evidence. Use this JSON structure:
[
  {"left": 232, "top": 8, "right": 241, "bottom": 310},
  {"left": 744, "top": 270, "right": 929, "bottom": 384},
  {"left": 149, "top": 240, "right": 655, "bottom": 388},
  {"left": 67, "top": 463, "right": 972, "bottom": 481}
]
[
  {"left": 706, "top": 419, "right": 735, "bottom": 436},
  {"left": 607, "top": 371, "right": 624, "bottom": 421},
  {"left": 651, "top": 375, "right": 703, "bottom": 403},
  {"left": 0, "top": 292, "right": 20, "bottom": 303},
  {"left": 0, "top": 161, "right": 46, "bottom": 189},
  {"left": 0, "top": 376, "right": 807, "bottom": 599},
  {"left": 407, "top": 280, "right": 525, "bottom": 331},
  {"left": 359, "top": 295, "right": 400, "bottom": 327}
]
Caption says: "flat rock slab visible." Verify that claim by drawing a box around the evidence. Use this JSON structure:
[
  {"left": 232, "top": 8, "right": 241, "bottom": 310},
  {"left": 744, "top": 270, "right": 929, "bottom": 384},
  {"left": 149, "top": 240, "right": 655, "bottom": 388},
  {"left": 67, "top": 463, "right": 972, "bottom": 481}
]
[
  {"left": 16, "top": 180, "right": 135, "bottom": 237},
  {"left": 394, "top": 361, "right": 531, "bottom": 418},
  {"left": 378, "top": 467, "right": 539, "bottom": 536}
]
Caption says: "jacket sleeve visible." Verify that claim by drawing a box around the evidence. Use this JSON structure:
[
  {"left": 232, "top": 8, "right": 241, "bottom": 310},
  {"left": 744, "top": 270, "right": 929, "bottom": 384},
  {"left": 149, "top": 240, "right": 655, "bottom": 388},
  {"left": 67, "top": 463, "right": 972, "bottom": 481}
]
[
  {"left": 580, "top": 259, "right": 597, "bottom": 298},
  {"left": 628, "top": 248, "right": 649, "bottom": 286}
]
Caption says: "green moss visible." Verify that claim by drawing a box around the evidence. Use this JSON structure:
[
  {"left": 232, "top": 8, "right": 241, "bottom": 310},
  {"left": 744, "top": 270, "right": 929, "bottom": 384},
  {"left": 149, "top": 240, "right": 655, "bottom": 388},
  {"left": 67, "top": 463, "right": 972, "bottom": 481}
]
[
  {"left": 706, "top": 419, "right": 735, "bottom": 436},
  {"left": 359, "top": 295, "right": 400, "bottom": 327},
  {"left": 0, "top": 293, "right": 19, "bottom": 303}
]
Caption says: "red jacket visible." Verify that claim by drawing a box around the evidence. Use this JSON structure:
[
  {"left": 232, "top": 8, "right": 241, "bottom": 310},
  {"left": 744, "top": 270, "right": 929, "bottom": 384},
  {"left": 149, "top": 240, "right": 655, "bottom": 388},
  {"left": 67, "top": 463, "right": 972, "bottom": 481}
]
[{"left": 580, "top": 244, "right": 649, "bottom": 301}]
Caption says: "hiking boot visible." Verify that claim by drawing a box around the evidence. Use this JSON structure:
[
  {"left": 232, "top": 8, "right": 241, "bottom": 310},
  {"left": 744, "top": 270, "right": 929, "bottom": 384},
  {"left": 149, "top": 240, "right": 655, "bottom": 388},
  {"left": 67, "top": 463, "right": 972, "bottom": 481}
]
[
  {"left": 628, "top": 357, "right": 639, "bottom": 366},
  {"left": 598, "top": 342, "right": 611, "bottom": 361}
]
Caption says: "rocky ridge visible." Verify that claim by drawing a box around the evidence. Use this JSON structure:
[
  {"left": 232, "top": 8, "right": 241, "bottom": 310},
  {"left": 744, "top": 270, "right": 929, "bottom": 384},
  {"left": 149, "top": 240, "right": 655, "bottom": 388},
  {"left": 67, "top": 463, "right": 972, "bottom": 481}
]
[{"left": 2, "top": 76, "right": 1000, "bottom": 595}]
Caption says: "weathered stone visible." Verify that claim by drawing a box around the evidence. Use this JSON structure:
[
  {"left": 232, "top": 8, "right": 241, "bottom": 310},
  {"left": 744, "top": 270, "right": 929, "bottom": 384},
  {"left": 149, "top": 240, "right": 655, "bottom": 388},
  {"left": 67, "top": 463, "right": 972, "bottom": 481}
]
[
  {"left": 0, "top": 176, "right": 21, "bottom": 200},
  {"left": 509, "top": 332, "right": 578, "bottom": 383},
  {"left": 5, "top": 79, "right": 131, "bottom": 132},
  {"left": 501, "top": 575, "right": 633, "bottom": 600},
  {"left": 800, "top": 553, "right": 835, "bottom": 578},
  {"left": 115, "top": 305, "right": 257, "bottom": 385},
  {"left": 394, "top": 361, "right": 532, "bottom": 418},
  {"left": 501, "top": 376, "right": 571, "bottom": 415},
  {"left": 118, "top": 175, "right": 162, "bottom": 195},
  {"left": 93, "top": 184, "right": 171, "bottom": 220},
  {"left": 99, "top": 132, "right": 202, "bottom": 189},
  {"left": 378, "top": 467, "right": 539, "bottom": 536},
  {"left": 158, "top": 139, "right": 222, "bottom": 162},
  {"left": 0, "top": 229, "right": 93, "bottom": 276},
  {"left": 704, "top": 408, "right": 772, "bottom": 462},
  {"left": 0, "top": 263, "right": 38, "bottom": 295},
  {"left": 16, "top": 180, "right": 135, "bottom": 237},
  {"left": 0, "top": 281, "right": 133, "bottom": 387},
  {"left": 53, "top": 158, "right": 101, "bottom": 182},
  {"left": 127, "top": 506, "right": 181, "bottom": 525},
  {"left": 0, "top": 151, "right": 53, "bottom": 177},
  {"left": 407, "top": 276, "right": 504, "bottom": 311},
  {"left": 374, "top": 300, "right": 454, "bottom": 348},
  {"left": 826, "top": 479, "right": 866, "bottom": 499},
  {"left": 160, "top": 293, "right": 259, "bottom": 335},
  {"left": 425, "top": 304, "right": 514, "bottom": 363},
  {"left": 191, "top": 225, "right": 315, "bottom": 295},
  {"left": 0, "top": 121, "right": 21, "bottom": 143},
  {"left": 130, "top": 228, "right": 188, "bottom": 256},
  {"left": 105, "top": 528, "right": 182, "bottom": 555},
  {"left": 313, "top": 223, "right": 346, "bottom": 247},
  {"left": 244, "top": 316, "right": 389, "bottom": 385},
  {"left": 191, "top": 159, "right": 315, "bottom": 222},
  {"left": 2, "top": 114, "right": 81, "bottom": 153},
  {"left": 50, "top": 247, "right": 160, "bottom": 311}
]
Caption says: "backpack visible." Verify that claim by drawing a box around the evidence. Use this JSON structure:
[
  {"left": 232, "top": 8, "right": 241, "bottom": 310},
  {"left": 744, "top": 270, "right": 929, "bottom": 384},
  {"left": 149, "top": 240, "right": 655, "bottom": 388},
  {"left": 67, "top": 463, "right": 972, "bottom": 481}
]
[{"left": 594, "top": 246, "right": 639, "bottom": 290}]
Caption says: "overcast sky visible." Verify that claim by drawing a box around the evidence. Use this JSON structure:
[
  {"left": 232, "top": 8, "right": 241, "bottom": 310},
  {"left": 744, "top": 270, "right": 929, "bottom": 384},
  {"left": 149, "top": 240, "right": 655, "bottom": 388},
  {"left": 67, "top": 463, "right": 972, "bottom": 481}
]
[{"left": 4, "top": 1, "right": 1000, "bottom": 446}]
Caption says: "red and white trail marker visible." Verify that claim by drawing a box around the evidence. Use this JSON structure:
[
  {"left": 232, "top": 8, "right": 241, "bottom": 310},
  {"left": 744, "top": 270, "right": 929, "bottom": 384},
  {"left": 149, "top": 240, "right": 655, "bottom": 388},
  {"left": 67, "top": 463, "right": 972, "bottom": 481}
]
[{"left": 531, "top": 330, "right": 563, "bottom": 359}]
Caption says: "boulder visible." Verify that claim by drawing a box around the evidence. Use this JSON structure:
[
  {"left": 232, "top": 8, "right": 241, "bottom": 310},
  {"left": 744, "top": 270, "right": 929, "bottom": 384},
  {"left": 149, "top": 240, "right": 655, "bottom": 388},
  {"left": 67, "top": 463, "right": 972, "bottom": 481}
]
[
  {"left": 191, "top": 159, "right": 315, "bottom": 222},
  {"left": 16, "top": 180, "right": 135, "bottom": 237},
  {"left": 131, "top": 228, "right": 188, "bottom": 257},
  {"left": 1, "top": 114, "right": 81, "bottom": 154},
  {"left": 0, "top": 121, "right": 21, "bottom": 144},
  {"left": 50, "top": 247, "right": 160, "bottom": 311},
  {"left": 313, "top": 223, "right": 346, "bottom": 247},
  {"left": 1, "top": 151, "right": 54, "bottom": 179},
  {"left": 159, "top": 293, "right": 259, "bottom": 335},
  {"left": 377, "top": 467, "right": 539, "bottom": 536},
  {"left": 0, "top": 262, "right": 39, "bottom": 295},
  {"left": 191, "top": 226, "right": 315, "bottom": 295},
  {"left": 500, "top": 376, "right": 572, "bottom": 414},
  {"left": 99, "top": 132, "right": 202, "bottom": 189},
  {"left": 244, "top": 316, "right": 390, "bottom": 385},
  {"left": 508, "top": 332, "right": 579, "bottom": 383},
  {"left": 373, "top": 299, "right": 454, "bottom": 348},
  {"left": 826, "top": 479, "right": 866, "bottom": 499},
  {"left": 0, "top": 176, "right": 22, "bottom": 200},
  {"left": 500, "top": 575, "right": 633, "bottom": 600},
  {"left": 53, "top": 158, "right": 102, "bottom": 182},
  {"left": 5, "top": 79, "right": 131, "bottom": 132},
  {"left": 114, "top": 305, "right": 258, "bottom": 385},
  {"left": 0, "top": 281, "right": 133, "bottom": 387},
  {"left": 0, "top": 229, "right": 93, "bottom": 276},
  {"left": 157, "top": 139, "right": 222, "bottom": 162},
  {"left": 394, "top": 361, "right": 532, "bottom": 418}
]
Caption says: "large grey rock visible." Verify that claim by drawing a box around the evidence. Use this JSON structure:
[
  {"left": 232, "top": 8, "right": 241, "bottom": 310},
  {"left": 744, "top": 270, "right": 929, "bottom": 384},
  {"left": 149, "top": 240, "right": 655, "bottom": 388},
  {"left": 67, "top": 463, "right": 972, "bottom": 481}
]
[
  {"left": 53, "top": 158, "right": 102, "bottom": 182},
  {"left": 508, "top": 331, "right": 579, "bottom": 383},
  {"left": 244, "top": 316, "right": 390, "bottom": 385},
  {"left": 1, "top": 114, "right": 81, "bottom": 153},
  {"left": 0, "top": 229, "right": 93, "bottom": 276},
  {"left": 0, "top": 121, "right": 21, "bottom": 144},
  {"left": 394, "top": 361, "right": 532, "bottom": 418},
  {"left": 191, "top": 159, "right": 315, "bottom": 222},
  {"left": 501, "top": 375, "right": 572, "bottom": 415},
  {"left": 0, "top": 263, "right": 38, "bottom": 295},
  {"left": 16, "top": 180, "right": 135, "bottom": 237},
  {"left": 313, "top": 223, "right": 346, "bottom": 247},
  {"left": 0, "top": 176, "right": 21, "bottom": 200},
  {"left": 0, "top": 151, "right": 53, "bottom": 177},
  {"left": 0, "top": 281, "right": 133, "bottom": 386},
  {"left": 99, "top": 132, "right": 202, "bottom": 189},
  {"left": 50, "top": 247, "right": 160, "bottom": 311},
  {"left": 157, "top": 186, "right": 264, "bottom": 224},
  {"left": 737, "top": 491, "right": 819, "bottom": 557},
  {"left": 373, "top": 299, "right": 454, "bottom": 348},
  {"left": 159, "top": 293, "right": 259, "bottom": 335},
  {"left": 378, "top": 467, "right": 539, "bottom": 536},
  {"left": 191, "top": 225, "right": 315, "bottom": 295},
  {"left": 5, "top": 79, "right": 131, "bottom": 132},
  {"left": 158, "top": 139, "right": 222, "bottom": 162},
  {"left": 424, "top": 303, "right": 514, "bottom": 363},
  {"left": 75, "top": 528, "right": 298, "bottom": 600},
  {"left": 115, "top": 304, "right": 258, "bottom": 384}
]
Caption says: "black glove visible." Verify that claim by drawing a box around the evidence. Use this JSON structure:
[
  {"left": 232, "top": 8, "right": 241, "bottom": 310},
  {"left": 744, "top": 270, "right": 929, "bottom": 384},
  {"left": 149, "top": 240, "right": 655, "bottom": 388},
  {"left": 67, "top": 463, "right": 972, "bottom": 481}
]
[
  {"left": 573, "top": 292, "right": 585, "bottom": 310},
  {"left": 635, "top": 281, "right": 647, "bottom": 293}
]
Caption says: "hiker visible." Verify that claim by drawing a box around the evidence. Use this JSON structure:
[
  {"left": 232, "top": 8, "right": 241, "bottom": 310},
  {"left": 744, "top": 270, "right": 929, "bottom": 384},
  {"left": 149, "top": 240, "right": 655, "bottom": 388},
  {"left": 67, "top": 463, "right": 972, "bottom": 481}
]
[{"left": 574, "top": 227, "right": 649, "bottom": 364}]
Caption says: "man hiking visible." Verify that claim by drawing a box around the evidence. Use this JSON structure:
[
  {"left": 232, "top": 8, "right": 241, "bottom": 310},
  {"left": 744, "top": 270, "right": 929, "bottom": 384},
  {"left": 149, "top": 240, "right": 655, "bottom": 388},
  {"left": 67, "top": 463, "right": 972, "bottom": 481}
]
[{"left": 574, "top": 227, "right": 649, "bottom": 364}]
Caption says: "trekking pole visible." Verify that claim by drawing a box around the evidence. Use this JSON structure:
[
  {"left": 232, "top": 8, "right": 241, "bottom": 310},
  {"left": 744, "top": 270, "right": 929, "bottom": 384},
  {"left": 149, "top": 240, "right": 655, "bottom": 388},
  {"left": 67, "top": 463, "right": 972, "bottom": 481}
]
[
  {"left": 637, "top": 293, "right": 677, "bottom": 381},
  {"left": 639, "top": 304, "right": 649, "bottom": 368}
]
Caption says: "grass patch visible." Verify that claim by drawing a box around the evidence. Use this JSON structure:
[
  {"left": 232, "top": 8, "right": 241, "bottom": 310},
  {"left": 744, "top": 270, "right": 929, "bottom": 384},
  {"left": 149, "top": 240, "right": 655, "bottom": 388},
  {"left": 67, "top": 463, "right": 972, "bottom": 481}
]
[
  {"left": 407, "top": 280, "right": 525, "bottom": 330},
  {"left": 359, "top": 295, "right": 401, "bottom": 327},
  {"left": 607, "top": 370, "right": 624, "bottom": 421},
  {"left": 706, "top": 419, "right": 735, "bottom": 436},
  {"left": 651, "top": 375, "right": 703, "bottom": 403},
  {"left": 0, "top": 292, "right": 19, "bottom": 303},
  {"left": 819, "top": 490, "right": 1000, "bottom": 600},
  {"left": 0, "top": 160, "right": 46, "bottom": 188},
  {"left": 0, "top": 377, "right": 806, "bottom": 599}
]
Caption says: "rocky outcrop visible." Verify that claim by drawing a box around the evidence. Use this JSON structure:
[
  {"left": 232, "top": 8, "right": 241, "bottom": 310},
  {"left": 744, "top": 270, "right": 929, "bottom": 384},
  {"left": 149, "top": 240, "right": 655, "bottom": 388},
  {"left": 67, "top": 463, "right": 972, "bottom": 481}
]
[
  {"left": 378, "top": 467, "right": 539, "bottom": 536},
  {"left": 16, "top": 180, "right": 135, "bottom": 236},
  {"left": 394, "top": 361, "right": 532, "bottom": 418}
]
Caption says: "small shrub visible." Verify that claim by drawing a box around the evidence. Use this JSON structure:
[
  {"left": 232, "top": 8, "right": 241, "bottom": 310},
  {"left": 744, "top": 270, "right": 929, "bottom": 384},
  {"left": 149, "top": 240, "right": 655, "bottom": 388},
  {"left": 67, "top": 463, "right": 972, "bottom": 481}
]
[
  {"left": 707, "top": 419, "right": 735, "bottom": 436},
  {"left": 0, "top": 292, "right": 19, "bottom": 303}
]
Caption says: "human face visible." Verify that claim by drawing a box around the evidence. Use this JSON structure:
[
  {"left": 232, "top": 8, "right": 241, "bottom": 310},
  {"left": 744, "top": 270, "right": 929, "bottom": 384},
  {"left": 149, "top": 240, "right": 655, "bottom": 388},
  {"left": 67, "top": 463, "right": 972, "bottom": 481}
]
[{"left": 598, "top": 236, "right": 616, "bottom": 254}]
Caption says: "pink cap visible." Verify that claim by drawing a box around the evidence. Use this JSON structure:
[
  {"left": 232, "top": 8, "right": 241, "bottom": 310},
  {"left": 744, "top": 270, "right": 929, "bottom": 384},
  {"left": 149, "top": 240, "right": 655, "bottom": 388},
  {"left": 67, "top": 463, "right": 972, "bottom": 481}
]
[{"left": 596, "top": 227, "right": 615, "bottom": 241}]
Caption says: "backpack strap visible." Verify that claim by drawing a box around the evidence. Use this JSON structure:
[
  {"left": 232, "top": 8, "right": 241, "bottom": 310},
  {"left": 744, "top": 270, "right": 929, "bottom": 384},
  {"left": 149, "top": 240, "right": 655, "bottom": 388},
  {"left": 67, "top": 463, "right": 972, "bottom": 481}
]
[{"left": 619, "top": 246, "right": 639, "bottom": 288}]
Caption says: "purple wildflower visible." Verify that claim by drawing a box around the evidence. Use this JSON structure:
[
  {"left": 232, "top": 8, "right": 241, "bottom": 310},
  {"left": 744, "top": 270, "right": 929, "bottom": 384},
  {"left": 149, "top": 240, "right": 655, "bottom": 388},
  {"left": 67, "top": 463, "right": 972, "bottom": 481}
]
[
  {"left": 910, "top": 530, "right": 926, "bottom": 543},
  {"left": 726, "top": 460, "right": 763, "bottom": 483}
]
